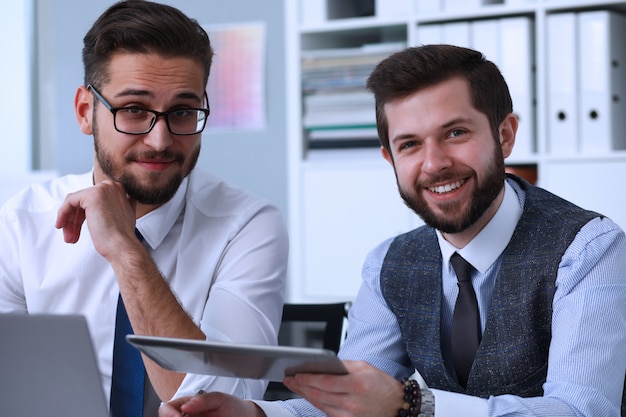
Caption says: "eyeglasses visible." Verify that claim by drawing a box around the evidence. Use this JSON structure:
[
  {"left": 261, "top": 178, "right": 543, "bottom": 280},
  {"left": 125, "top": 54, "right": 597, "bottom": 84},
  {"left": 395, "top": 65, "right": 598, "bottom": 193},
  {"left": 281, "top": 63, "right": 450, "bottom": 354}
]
[{"left": 87, "top": 84, "right": 210, "bottom": 135}]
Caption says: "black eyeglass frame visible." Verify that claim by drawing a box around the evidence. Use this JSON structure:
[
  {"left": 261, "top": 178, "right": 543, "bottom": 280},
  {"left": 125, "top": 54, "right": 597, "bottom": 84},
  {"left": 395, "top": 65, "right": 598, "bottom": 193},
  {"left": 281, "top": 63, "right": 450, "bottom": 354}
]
[{"left": 87, "top": 84, "right": 210, "bottom": 136}]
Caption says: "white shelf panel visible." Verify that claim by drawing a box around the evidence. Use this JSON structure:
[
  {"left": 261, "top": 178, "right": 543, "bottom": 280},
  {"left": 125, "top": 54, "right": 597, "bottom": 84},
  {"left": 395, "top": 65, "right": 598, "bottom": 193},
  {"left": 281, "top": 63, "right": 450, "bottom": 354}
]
[{"left": 288, "top": 0, "right": 626, "bottom": 302}]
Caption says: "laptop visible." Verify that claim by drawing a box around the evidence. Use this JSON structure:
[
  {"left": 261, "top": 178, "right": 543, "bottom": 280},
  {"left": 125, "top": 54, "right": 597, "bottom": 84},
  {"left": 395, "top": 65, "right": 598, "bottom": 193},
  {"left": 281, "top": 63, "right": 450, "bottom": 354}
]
[{"left": 0, "top": 313, "right": 110, "bottom": 417}]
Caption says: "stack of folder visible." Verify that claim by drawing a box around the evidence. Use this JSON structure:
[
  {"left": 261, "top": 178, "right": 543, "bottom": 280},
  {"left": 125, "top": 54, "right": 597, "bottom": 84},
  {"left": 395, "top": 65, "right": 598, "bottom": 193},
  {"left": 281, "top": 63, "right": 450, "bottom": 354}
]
[
  {"left": 547, "top": 11, "right": 626, "bottom": 155},
  {"left": 301, "top": 43, "right": 404, "bottom": 149}
]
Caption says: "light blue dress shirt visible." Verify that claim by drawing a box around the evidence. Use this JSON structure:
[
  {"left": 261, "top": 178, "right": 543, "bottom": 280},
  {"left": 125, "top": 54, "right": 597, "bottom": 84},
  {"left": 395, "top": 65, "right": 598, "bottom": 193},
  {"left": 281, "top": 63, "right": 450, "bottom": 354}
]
[{"left": 259, "top": 179, "right": 626, "bottom": 417}]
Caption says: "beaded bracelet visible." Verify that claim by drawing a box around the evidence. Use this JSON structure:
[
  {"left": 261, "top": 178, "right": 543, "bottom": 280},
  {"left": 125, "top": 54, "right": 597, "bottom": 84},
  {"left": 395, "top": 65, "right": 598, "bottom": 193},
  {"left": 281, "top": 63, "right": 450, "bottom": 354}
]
[{"left": 397, "top": 377, "right": 421, "bottom": 417}]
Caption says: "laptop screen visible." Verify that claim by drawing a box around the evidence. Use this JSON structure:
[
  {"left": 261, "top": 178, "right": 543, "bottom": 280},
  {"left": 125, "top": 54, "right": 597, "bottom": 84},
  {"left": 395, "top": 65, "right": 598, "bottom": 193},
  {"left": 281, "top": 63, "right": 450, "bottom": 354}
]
[{"left": 0, "top": 313, "right": 110, "bottom": 417}]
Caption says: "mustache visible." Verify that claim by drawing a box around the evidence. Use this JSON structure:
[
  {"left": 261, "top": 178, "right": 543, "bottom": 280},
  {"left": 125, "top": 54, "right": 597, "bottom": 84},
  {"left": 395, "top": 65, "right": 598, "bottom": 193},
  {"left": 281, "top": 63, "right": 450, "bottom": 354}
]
[
  {"left": 417, "top": 172, "right": 467, "bottom": 188},
  {"left": 125, "top": 150, "right": 184, "bottom": 164}
]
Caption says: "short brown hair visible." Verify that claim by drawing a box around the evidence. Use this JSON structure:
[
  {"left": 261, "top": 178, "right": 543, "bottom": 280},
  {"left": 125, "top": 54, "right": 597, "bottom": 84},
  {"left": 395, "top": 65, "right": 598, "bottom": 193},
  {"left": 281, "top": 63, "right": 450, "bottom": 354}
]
[
  {"left": 366, "top": 44, "right": 513, "bottom": 154},
  {"left": 82, "top": 0, "right": 214, "bottom": 89}
]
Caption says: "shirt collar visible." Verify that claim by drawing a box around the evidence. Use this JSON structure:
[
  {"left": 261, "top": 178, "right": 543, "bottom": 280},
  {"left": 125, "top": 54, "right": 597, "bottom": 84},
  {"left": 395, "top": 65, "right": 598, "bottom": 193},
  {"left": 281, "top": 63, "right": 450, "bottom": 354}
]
[
  {"left": 134, "top": 175, "right": 189, "bottom": 250},
  {"left": 437, "top": 179, "right": 522, "bottom": 273}
]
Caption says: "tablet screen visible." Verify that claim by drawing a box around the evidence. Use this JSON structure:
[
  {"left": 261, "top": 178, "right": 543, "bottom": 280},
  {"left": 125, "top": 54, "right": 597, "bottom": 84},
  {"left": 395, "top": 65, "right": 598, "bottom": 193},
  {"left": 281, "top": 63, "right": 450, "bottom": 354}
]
[{"left": 127, "top": 335, "right": 348, "bottom": 381}]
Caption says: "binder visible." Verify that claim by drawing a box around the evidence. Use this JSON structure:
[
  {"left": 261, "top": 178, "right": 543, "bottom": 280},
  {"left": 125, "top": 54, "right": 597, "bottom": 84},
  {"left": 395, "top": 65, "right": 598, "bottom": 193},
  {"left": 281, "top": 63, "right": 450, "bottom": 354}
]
[
  {"left": 499, "top": 16, "right": 535, "bottom": 157},
  {"left": 416, "top": 24, "right": 442, "bottom": 45},
  {"left": 577, "top": 11, "right": 626, "bottom": 153},
  {"left": 470, "top": 19, "right": 501, "bottom": 66},
  {"left": 546, "top": 13, "right": 578, "bottom": 155},
  {"left": 442, "top": 21, "right": 471, "bottom": 48}
]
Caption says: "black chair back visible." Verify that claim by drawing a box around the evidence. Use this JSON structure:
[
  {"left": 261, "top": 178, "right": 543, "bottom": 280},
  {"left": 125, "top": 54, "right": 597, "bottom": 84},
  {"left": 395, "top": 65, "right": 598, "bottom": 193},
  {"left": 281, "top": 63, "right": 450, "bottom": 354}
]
[{"left": 263, "top": 301, "right": 351, "bottom": 400}]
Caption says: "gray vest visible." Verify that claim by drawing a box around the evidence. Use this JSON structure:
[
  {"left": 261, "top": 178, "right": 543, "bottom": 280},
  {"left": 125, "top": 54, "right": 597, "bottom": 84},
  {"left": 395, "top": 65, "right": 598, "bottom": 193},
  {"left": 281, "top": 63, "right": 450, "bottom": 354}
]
[{"left": 381, "top": 176, "right": 624, "bottom": 413}]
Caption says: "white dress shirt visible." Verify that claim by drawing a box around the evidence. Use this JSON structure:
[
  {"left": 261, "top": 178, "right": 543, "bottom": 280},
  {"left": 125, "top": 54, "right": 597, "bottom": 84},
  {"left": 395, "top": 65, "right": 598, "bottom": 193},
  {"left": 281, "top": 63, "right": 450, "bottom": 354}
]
[
  {"left": 0, "top": 168, "right": 289, "bottom": 402},
  {"left": 255, "top": 179, "right": 626, "bottom": 417}
]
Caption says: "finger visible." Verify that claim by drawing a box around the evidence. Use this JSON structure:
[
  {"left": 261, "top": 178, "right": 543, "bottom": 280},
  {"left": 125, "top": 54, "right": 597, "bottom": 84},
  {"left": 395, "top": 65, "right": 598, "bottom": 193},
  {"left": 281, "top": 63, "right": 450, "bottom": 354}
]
[
  {"left": 55, "top": 199, "right": 86, "bottom": 243},
  {"left": 284, "top": 376, "right": 342, "bottom": 407},
  {"left": 179, "top": 392, "right": 259, "bottom": 417},
  {"left": 159, "top": 395, "right": 201, "bottom": 417},
  {"left": 125, "top": 192, "right": 137, "bottom": 212},
  {"left": 288, "top": 372, "right": 351, "bottom": 394},
  {"left": 282, "top": 377, "right": 304, "bottom": 398},
  {"left": 290, "top": 384, "right": 352, "bottom": 417},
  {"left": 158, "top": 400, "right": 185, "bottom": 417},
  {"left": 178, "top": 393, "right": 222, "bottom": 415}
]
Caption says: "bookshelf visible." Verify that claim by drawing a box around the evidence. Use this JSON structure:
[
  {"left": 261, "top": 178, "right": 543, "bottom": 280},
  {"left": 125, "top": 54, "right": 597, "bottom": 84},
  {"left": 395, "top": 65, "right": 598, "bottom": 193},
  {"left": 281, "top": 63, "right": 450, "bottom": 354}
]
[{"left": 285, "top": 0, "right": 626, "bottom": 302}]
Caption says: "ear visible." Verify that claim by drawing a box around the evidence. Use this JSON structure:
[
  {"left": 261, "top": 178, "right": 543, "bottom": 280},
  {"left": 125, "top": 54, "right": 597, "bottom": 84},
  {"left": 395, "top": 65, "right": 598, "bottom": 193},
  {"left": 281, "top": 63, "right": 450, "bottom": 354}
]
[
  {"left": 74, "top": 86, "right": 94, "bottom": 135},
  {"left": 499, "top": 112, "right": 518, "bottom": 158},
  {"left": 381, "top": 146, "right": 394, "bottom": 166}
]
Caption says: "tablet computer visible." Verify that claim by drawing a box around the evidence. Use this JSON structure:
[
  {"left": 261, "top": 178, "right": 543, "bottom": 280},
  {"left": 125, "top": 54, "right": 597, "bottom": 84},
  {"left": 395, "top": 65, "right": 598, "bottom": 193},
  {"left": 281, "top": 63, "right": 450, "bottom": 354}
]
[{"left": 127, "top": 335, "right": 348, "bottom": 382}]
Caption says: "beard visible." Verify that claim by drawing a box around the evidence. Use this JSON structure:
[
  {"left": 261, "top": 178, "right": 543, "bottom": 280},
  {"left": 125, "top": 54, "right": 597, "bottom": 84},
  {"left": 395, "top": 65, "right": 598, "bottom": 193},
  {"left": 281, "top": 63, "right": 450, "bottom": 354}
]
[
  {"left": 398, "top": 144, "right": 506, "bottom": 234},
  {"left": 93, "top": 115, "right": 200, "bottom": 206}
]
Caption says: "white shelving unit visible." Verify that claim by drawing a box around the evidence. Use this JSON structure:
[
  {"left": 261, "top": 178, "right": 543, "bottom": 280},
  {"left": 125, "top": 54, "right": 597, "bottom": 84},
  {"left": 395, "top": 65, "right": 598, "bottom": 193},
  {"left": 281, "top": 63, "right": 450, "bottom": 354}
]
[{"left": 285, "top": 0, "right": 626, "bottom": 303}]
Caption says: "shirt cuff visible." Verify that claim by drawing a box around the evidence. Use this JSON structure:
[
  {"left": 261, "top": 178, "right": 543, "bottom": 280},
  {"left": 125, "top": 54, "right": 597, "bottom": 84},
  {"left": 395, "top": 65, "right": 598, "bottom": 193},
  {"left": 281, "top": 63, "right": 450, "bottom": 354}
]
[
  {"left": 431, "top": 389, "right": 488, "bottom": 417},
  {"left": 252, "top": 400, "right": 297, "bottom": 417}
]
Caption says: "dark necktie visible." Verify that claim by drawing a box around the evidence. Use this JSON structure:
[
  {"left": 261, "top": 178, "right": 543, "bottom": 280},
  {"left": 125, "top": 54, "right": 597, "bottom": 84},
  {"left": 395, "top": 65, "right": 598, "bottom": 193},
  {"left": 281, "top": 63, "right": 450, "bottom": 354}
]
[
  {"left": 110, "top": 228, "right": 145, "bottom": 417},
  {"left": 450, "top": 252, "right": 481, "bottom": 388}
]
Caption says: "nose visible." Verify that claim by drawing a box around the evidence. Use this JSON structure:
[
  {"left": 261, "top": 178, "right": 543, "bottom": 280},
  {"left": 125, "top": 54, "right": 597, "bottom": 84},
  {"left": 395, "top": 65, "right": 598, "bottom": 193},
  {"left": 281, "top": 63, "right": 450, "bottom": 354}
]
[
  {"left": 143, "top": 116, "right": 173, "bottom": 151},
  {"left": 421, "top": 141, "right": 452, "bottom": 174}
]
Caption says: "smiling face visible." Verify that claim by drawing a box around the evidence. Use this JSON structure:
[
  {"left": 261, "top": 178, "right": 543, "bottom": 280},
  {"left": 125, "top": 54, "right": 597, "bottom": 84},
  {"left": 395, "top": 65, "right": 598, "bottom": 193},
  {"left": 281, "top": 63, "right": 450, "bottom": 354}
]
[
  {"left": 75, "top": 52, "right": 206, "bottom": 214},
  {"left": 382, "top": 76, "right": 517, "bottom": 246}
]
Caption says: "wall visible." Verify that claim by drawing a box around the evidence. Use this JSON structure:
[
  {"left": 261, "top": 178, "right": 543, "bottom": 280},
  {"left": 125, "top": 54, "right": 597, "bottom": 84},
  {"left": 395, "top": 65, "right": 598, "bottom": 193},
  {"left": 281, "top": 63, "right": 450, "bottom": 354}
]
[
  {"left": 1, "top": 0, "right": 33, "bottom": 175},
  {"left": 35, "top": 0, "right": 288, "bottom": 218}
]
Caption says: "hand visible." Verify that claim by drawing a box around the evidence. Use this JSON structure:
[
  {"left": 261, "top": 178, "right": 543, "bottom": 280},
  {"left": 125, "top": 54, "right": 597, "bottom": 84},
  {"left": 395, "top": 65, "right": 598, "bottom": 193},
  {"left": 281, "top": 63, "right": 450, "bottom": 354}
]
[
  {"left": 55, "top": 179, "right": 138, "bottom": 257},
  {"left": 283, "top": 360, "right": 404, "bottom": 417},
  {"left": 158, "top": 391, "right": 264, "bottom": 417}
]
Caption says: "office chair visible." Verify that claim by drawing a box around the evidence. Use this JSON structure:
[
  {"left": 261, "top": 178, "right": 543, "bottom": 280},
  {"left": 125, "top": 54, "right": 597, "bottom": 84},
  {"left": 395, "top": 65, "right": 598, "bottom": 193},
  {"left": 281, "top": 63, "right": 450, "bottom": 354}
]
[{"left": 263, "top": 301, "right": 352, "bottom": 400}]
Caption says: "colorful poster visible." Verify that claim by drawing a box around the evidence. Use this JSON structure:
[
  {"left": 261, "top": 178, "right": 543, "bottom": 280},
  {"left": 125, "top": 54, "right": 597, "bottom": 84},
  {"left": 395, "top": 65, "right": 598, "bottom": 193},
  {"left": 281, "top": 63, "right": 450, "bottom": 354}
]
[{"left": 202, "top": 22, "right": 266, "bottom": 131}]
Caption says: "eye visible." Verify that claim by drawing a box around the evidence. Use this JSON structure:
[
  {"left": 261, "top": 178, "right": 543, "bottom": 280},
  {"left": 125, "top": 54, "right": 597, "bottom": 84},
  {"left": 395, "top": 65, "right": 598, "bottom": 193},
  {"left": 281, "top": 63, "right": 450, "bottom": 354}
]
[
  {"left": 118, "top": 107, "right": 150, "bottom": 119},
  {"left": 448, "top": 129, "right": 467, "bottom": 138},
  {"left": 171, "top": 109, "right": 193, "bottom": 118},
  {"left": 397, "top": 140, "right": 421, "bottom": 152}
]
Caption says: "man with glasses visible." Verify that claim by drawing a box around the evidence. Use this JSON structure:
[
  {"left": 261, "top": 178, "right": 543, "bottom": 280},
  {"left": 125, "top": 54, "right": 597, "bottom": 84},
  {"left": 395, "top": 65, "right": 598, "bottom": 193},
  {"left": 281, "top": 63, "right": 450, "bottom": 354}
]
[{"left": 0, "top": 1, "right": 288, "bottom": 417}]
